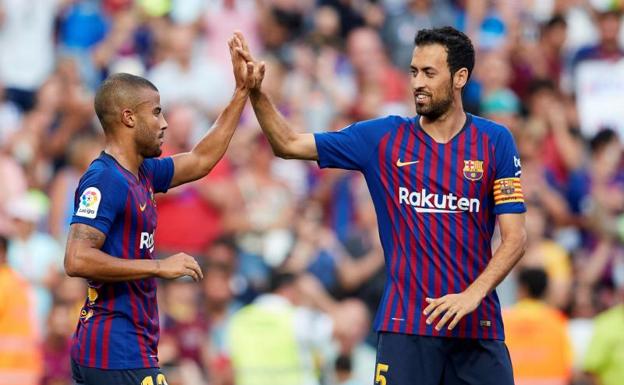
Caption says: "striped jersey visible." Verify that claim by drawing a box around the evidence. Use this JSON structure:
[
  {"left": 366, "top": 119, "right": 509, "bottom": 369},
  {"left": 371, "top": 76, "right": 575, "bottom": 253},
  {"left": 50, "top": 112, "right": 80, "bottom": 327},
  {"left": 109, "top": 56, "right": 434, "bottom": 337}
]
[
  {"left": 314, "top": 113, "right": 526, "bottom": 340},
  {"left": 70, "top": 152, "right": 174, "bottom": 369}
]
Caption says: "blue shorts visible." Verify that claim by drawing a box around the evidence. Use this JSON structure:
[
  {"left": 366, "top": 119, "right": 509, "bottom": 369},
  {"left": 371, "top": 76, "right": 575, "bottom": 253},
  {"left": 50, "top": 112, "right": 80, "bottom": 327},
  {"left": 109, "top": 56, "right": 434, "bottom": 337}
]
[
  {"left": 374, "top": 332, "right": 514, "bottom": 385},
  {"left": 71, "top": 359, "right": 168, "bottom": 385}
]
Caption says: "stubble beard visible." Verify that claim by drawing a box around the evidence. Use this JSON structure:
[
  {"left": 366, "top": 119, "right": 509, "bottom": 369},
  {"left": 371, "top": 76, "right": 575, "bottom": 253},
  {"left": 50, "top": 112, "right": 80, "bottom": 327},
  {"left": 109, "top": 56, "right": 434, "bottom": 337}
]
[{"left": 415, "top": 84, "right": 454, "bottom": 121}]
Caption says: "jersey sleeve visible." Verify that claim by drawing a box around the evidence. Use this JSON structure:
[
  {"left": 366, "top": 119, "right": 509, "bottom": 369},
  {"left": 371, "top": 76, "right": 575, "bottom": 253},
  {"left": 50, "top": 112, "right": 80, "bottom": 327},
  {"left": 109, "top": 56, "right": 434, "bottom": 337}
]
[
  {"left": 70, "top": 169, "right": 127, "bottom": 235},
  {"left": 492, "top": 128, "right": 526, "bottom": 215},
  {"left": 142, "top": 157, "right": 174, "bottom": 193},
  {"left": 314, "top": 117, "right": 391, "bottom": 171}
]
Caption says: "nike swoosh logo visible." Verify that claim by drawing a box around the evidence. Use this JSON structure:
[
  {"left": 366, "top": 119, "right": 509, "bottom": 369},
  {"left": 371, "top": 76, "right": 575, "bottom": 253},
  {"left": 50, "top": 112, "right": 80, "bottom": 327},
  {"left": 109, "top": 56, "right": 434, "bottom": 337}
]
[
  {"left": 396, "top": 159, "right": 420, "bottom": 167},
  {"left": 139, "top": 203, "right": 147, "bottom": 212}
]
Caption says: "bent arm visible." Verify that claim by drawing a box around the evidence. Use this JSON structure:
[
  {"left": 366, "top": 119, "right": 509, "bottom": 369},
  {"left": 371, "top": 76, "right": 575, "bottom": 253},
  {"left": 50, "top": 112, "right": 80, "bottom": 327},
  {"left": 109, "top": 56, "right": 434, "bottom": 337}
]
[
  {"left": 250, "top": 89, "right": 318, "bottom": 160},
  {"left": 468, "top": 213, "right": 527, "bottom": 298},
  {"left": 170, "top": 89, "right": 247, "bottom": 188},
  {"left": 64, "top": 223, "right": 159, "bottom": 282}
]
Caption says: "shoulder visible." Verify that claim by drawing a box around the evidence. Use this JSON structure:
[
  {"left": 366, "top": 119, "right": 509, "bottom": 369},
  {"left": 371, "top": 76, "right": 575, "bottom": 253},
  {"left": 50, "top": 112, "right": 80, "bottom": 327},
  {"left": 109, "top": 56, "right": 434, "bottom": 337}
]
[
  {"left": 77, "top": 159, "right": 129, "bottom": 196},
  {"left": 360, "top": 115, "right": 411, "bottom": 128},
  {"left": 81, "top": 160, "right": 126, "bottom": 185},
  {"left": 470, "top": 114, "right": 514, "bottom": 144},
  {"left": 140, "top": 157, "right": 173, "bottom": 176},
  {"left": 343, "top": 115, "right": 411, "bottom": 137},
  {"left": 595, "top": 304, "right": 624, "bottom": 326}
]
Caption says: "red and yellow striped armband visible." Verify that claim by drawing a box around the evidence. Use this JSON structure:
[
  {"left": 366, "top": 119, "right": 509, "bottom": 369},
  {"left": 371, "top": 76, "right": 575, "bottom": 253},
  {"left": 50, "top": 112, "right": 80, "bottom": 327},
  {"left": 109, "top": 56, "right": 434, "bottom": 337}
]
[{"left": 493, "top": 177, "right": 524, "bottom": 205}]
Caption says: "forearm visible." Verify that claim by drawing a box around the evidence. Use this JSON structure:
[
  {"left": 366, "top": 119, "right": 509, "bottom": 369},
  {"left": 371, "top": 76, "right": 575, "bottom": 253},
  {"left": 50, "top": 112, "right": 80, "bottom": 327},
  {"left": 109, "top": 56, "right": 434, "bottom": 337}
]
[
  {"left": 466, "top": 233, "right": 527, "bottom": 299},
  {"left": 191, "top": 89, "right": 248, "bottom": 171},
  {"left": 250, "top": 89, "right": 299, "bottom": 158},
  {"left": 65, "top": 248, "right": 159, "bottom": 282}
]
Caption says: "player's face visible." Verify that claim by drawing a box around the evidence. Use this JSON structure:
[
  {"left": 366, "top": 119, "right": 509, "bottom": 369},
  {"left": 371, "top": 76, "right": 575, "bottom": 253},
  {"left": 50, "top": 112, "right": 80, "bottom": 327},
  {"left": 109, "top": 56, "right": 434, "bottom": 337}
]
[
  {"left": 134, "top": 89, "right": 167, "bottom": 158},
  {"left": 410, "top": 44, "right": 454, "bottom": 120}
]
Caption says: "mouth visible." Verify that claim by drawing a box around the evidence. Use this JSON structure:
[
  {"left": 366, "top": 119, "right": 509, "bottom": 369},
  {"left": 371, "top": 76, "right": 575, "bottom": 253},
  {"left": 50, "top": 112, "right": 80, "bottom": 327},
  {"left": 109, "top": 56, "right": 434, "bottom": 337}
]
[{"left": 414, "top": 93, "right": 430, "bottom": 103}]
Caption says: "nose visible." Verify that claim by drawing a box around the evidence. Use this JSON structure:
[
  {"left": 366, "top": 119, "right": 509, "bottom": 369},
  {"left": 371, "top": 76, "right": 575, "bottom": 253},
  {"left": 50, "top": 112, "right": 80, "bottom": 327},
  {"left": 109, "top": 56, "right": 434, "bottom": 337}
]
[
  {"left": 411, "top": 72, "right": 426, "bottom": 91},
  {"left": 160, "top": 114, "right": 168, "bottom": 130}
]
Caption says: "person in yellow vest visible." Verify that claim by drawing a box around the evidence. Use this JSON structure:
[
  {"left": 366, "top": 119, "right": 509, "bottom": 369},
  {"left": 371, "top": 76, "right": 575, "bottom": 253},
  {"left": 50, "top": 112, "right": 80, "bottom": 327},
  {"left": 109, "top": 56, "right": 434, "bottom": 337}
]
[
  {"left": 582, "top": 298, "right": 624, "bottom": 385},
  {"left": 226, "top": 271, "right": 333, "bottom": 385},
  {"left": 503, "top": 267, "right": 573, "bottom": 385},
  {"left": 0, "top": 234, "right": 43, "bottom": 385}
]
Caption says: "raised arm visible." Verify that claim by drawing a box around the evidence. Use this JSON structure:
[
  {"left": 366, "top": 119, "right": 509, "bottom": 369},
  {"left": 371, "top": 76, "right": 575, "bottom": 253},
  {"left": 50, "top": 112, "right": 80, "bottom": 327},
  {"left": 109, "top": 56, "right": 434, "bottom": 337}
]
[
  {"left": 169, "top": 34, "right": 249, "bottom": 188},
  {"left": 64, "top": 223, "right": 203, "bottom": 282},
  {"left": 236, "top": 34, "right": 318, "bottom": 161}
]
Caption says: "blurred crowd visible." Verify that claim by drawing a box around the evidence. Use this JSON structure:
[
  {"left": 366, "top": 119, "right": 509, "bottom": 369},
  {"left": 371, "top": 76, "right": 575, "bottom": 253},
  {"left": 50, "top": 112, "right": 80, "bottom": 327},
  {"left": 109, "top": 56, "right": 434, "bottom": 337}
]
[{"left": 0, "top": 0, "right": 623, "bottom": 385}]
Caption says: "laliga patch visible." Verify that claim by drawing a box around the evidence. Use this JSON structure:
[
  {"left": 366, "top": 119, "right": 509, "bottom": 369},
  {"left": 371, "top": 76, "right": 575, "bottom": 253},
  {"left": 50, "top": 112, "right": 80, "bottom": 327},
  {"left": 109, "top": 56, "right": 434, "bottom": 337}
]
[{"left": 76, "top": 187, "right": 101, "bottom": 219}]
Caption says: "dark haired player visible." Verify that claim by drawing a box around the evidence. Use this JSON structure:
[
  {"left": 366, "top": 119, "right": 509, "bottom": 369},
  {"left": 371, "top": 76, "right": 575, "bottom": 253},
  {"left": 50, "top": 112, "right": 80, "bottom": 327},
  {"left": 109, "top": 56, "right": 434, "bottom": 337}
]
[
  {"left": 64, "top": 34, "right": 251, "bottom": 385},
  {"left": 236, "top": 27, "right": 527, "bottom": 385}
]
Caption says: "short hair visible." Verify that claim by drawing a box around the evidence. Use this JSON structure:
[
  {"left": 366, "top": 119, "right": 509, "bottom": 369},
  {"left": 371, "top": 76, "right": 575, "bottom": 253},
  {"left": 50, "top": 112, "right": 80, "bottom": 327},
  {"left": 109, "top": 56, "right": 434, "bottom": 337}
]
[
  {"left": 518, "top": 267, "right": 548, "bottom": 299},
  {"left": 268, "top": 270, "right": 299, "bottom": 292},
  {"left": 590, "top": 128, "right": 618, "bottom": 154},
  {"left": 541, "top": 14, "right": 567, "bottom": 34},
  {"left": 527, "top": 78, "right": 556, "bottom": 98},
  {"left": 414, "top": 26, "right": 475, "bottom": 81},
  {"left": 94, "top": 73, "right": 158, "bottom": 133}
]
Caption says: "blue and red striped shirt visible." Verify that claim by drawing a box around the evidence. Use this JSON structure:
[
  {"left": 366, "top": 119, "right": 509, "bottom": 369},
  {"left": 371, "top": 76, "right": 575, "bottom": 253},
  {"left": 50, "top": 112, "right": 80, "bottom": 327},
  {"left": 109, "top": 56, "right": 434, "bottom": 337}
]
[
  {"left": 314, "top": 113, "right": 526, "bottom": 340},
  {"left": 70, "top": 152, "right": 174, "bottom": 369}
]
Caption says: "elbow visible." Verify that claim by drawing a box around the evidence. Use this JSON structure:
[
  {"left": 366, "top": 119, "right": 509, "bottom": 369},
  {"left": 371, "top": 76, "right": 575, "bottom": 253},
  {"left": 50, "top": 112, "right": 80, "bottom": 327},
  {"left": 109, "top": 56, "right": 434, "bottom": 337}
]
[
  {"left": 64, "top": 258, "right": 79, "bottom": 277},
  {"left": 274, "top": 148, "right": 296, "bottom": 159},
  {"left": 513, "top": 228, "right": 528, "bottom": 258},
  {"left": 64, "top": 252, "right": 85, "bottom": 278}
]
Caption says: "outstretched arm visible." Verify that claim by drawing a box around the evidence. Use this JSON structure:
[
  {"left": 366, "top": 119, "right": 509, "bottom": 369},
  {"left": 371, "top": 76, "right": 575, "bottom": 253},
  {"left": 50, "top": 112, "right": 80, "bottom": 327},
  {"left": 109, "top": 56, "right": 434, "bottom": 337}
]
[
  {"left": 64, "top": 224, "right": 203, "bottom": 282},
  {"left": 235, "top": 34, "right": 318, "bottom": 161},
  {"left": 423, "top": 213, "right": 527, "bottom": 331},
  {"left": 169, "top": 33, "right": 249, "bottom": 188}
]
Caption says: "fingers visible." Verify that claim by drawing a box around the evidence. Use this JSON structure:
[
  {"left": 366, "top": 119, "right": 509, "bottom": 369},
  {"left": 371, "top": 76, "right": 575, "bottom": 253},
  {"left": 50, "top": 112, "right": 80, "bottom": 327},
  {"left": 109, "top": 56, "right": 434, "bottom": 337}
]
[
  {"left": 446, "top": 311, "right": 465, "bottom": 331},
  {"left": 434, "top": 307, "right": 457, "bottom": 331},
  {"left": 236, "top": 47, "right": 253, "bottom": 62},
  {"left": 424, "top": 298, "right": 450, "bottom": 327},
  {"left": 234, "top": 30, "right": 251, "bottom": 55},
  {"left": 423, "top": 296, "right": 464, "bottom": 331},
  {"left": 186, "top": 257, "right": 203, "bottom": 281},
  {"left": 186, "top": 268, "right": 200, "bottom": 282},
  {"left": 259, "top": 61, "right": 266, "bottom": 78},
  {"left": 423, "top": 297, "right": 438, "bottom": 316}
]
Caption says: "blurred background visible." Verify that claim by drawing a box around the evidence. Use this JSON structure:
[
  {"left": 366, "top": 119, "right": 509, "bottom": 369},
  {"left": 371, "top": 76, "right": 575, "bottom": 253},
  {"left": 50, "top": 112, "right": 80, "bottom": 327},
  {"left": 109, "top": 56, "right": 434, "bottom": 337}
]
[{"left": 0, "top": 0, "right": 623, "bottom": 384}]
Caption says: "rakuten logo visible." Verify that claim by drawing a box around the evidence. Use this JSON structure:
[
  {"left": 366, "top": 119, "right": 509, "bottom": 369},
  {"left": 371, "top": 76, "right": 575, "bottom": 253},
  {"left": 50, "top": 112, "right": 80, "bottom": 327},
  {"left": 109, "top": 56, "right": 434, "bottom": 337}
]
[
  {"left": 140, "top": 232, "right": 155, "bottom": 253},
  {"left": 398, "top": 187, "right": 480, "bottom": 213}
]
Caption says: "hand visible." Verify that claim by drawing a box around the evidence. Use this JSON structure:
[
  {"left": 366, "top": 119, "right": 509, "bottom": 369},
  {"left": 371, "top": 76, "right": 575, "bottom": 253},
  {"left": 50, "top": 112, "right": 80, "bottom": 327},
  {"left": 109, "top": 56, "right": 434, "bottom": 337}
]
[
  {"left": 422, "top": 289, "right": 483, "bottom": 331},
  {"left": 157, "top": 253, "right": 204, "bottom": 282},
  {"left": 228, "top": 32, "right": 248, "bottom": 92},
  {"left": 232, "top": 31, "right": 265, "bottom": 92}
]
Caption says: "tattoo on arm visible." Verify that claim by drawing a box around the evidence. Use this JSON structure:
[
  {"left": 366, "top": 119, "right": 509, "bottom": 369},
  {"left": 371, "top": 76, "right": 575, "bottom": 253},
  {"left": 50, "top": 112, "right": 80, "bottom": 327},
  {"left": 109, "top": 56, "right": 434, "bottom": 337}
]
[{"left": 68, "top": 224, "right": 106, "bottom": 249}]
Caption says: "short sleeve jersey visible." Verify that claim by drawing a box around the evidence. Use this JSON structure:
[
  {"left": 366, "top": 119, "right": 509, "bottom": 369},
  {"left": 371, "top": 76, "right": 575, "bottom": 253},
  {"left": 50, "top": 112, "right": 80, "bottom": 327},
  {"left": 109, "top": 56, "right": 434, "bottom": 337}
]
[
  {"left": 70, "top": 152, "right": 174, "bottom": 369},
  {"left": 314, "top": 114, "right": 525, "bottom": 340}
]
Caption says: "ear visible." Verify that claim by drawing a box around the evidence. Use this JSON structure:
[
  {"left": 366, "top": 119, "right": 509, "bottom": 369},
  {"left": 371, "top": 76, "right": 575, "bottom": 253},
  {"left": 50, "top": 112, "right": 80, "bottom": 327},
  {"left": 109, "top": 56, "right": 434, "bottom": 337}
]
[
  {"left": 453, "top": 68, "right": 469, "bottom": 90},
  {"left": 121, "top": 108, "right": 136, "bottom": 128}
]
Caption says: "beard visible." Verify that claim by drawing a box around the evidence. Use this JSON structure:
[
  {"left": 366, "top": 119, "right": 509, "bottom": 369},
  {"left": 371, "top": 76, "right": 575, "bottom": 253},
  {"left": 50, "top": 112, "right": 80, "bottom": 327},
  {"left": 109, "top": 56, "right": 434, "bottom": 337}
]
[
  {"left": 136, "top": 122, "right": 162, "bottom": 158},
  {"left": 415, "top": 83, "right": 454, "bottom": 121}
]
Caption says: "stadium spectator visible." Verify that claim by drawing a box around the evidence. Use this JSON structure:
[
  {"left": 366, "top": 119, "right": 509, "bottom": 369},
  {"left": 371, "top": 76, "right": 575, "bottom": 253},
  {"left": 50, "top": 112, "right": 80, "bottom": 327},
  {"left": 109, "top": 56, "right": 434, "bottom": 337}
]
[{"left": 504, "top": 267, "right": 573, "bottom": 385}]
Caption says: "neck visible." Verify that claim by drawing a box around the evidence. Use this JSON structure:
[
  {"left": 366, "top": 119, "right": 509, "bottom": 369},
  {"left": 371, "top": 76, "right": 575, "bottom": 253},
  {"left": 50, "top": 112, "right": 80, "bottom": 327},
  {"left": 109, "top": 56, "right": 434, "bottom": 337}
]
[
  {"left": 104, "top": 138, "right": 142, "bottom": 177},
  {"left": 419, "top": 101, "right": 467, "bottom": 143}
]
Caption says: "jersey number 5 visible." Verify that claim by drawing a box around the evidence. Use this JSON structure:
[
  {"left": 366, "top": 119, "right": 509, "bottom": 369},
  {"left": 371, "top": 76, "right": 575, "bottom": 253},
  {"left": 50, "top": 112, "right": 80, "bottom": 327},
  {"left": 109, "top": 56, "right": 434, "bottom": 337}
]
[{"left": 375, "top": 363, "right": 389, "bottom": 385}]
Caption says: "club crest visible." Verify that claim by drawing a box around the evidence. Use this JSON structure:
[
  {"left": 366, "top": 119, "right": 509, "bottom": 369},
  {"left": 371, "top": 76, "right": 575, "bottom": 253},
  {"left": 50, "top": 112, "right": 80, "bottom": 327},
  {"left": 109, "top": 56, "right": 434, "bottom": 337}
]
[
  {"left": 463, "top": 160, "right": 484, "bottom": 181},
  {"left": 499, "top": 179, "right": 515, "bottom": 195}
]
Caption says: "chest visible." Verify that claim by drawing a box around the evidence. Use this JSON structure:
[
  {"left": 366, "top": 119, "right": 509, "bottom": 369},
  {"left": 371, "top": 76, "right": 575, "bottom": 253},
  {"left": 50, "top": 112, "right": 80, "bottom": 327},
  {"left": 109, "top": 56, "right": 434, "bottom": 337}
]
[
  {"left": 371, "top": 131, "right": 497, "bottom": 215},
  {"left": 129, "top": 182, "right": 158, "bottom": 231}
]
